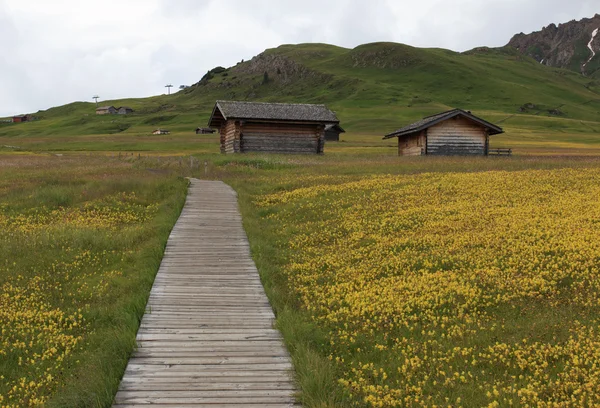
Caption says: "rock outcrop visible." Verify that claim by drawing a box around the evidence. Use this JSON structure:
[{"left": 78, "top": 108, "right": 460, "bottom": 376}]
[{"left": 507, "top": 14, "right": 600, "bottom": 76}]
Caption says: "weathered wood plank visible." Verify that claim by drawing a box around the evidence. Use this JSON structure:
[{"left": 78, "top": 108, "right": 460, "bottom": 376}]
[
  {"left": 118, "top": 381, "right": 295, "bottom": 391},
  {"left": 135, "top": 341, "right": 287, "bottom": 348},
  {"left": 112, "top": 179, "right": 297, "bottom": 407},
  {"left": 118, "top": 377, "right": 293, "bottom": 386},
  {"left": 132, "top": 350, "right": 290, "bottom": 358},
  {"left": 114, "top": 390, "right": 295, "bottom": 403},
  {"left": 114, "top": 405, "right": 298, "bottom": 408}
]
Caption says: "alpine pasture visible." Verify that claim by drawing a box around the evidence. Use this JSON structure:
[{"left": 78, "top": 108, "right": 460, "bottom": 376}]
[
  {"left": 3, "top": 150, "right": 600, "bottom": 407},
  {"left": 0, "top": 155, "right": 187, "bottom": 407},
  {"left": 2, "top": 41, "right": 600, "bottom": 407}
]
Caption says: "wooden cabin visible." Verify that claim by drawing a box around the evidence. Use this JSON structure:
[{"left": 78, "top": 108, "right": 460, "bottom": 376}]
[
  {"left": 207, "top": 100, "right": 340, "bottom": 154},
  {"left": 324, "top": 124, "right": 345, "bottom": 142},
  {"left": 195, "top": 127, "right": 216, "bottom": 134},
  {"left": 384, "top": 109, "right": 504, "bottom": 156},
  {"left": 96, "top": 106, "right": 117, "bottom": 115},
  {"left": 12, "top": 115, "right": 28, "bottom": 123},
  {"left": 117, "top": 107, "right": 134, "bottom": 115},
  {"left": 152, "top": 129, "right": 170, "bottom": 135}
]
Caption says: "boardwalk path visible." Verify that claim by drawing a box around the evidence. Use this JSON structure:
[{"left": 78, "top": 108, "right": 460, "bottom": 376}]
[{"left": 113, "top": 179, "right": 298, "bottom": 407}]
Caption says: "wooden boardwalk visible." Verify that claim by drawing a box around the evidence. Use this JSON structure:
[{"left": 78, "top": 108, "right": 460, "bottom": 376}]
[{"left": 113, "top": 179, "right": 298, "bottom": 407}]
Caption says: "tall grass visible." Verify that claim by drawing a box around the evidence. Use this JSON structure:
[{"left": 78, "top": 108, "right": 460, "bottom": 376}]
[
  {"left": 205, "top": 154, "right": 600, "bottom": 407},
  {"left": 0, "top": 155, "right": 187, "bottom": 407}
]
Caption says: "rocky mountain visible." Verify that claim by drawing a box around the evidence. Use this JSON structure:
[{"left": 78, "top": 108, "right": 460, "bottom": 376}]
[{"left": 507, "top": 14, "right": 600, "bottom": 77}]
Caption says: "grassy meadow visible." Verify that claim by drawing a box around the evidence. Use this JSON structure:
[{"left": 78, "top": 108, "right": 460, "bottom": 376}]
[
  {"left": 0, "top": 154, "right": 187, "bottom": 407},
  {"left": 2, "top": 148, "right": 600, "bottom": 407},
  {"left": 206, "top": 154, "right": 600, "bottom": 408},
  {"left": 229, "top": 158, "right": 600, "bottom": 407}
]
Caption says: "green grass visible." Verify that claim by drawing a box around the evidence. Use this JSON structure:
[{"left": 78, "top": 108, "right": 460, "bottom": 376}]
[
  {"left": 0, "top": 155, "right": 187, "bottom": 407},
  {"left": 3, "top": 148, "right": 600, "bottom": 406}
]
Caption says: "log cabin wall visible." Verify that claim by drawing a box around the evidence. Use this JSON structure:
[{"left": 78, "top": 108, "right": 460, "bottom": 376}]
[
  {"left": 220, "top": 120, "right": 238, "bottom": 154},
  {"left": 398, "top": 131, "right": 426, "bottom": 156},
  {"left": 317, "top": 125, "right": 325, "bottom": 154},
  {"left": 427, "top": 117, "right": 487, "bottom": 155},
  {"left": 238, "top": 122, "right": 322, "bottom": 154}
]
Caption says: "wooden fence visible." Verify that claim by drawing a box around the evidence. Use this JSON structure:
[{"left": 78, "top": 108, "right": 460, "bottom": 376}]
[{"left": 488, "top": 148, "right": 512, "bottom": 156}]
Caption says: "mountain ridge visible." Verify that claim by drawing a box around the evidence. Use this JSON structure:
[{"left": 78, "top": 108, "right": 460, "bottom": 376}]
[
  {"left": 507, "top": 14, "right": 600, "bottom": 77},
  {"left": 1, "top": 21, "right": 600, "bottom": 147}
]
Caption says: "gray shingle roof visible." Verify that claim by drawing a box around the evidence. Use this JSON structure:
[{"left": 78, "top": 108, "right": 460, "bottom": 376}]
[
  {"left": 325, "top": 124, "right": 346, "bottom": 133},
  {"left": 209, "top": 100, "right": 339, "bottom": 126},
  {"left": 384, "top": 109, "right": 503, "bottom": 139}
]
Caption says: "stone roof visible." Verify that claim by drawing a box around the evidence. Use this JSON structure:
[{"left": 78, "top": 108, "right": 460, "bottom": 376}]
[
  {"left": 384, "top": 109, "right": 503, "bottom": 139},
  {"left": 209, "top": 100, "right": 339, "bottom": 127}
]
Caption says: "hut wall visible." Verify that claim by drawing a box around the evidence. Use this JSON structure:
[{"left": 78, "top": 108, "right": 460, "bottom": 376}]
[
  {"left": 324, "top": 130, "right": 339, "bottom": 142},
  {"left": 398, "top": 131, "right": 426, "bottom": 156},
  {"left": 220, "top": 120, "right": 238, "bottom": 154},
  {"left": 427, "top": 117, "right": 486, "bottom": 155},
  {"left": 239, "top": 122, "right": 322, "bottom": 154}
]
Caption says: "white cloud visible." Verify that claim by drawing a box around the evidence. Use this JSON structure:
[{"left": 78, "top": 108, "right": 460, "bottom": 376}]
[{"left": 0, "top": 0, "right": 597, "bottom": 116}]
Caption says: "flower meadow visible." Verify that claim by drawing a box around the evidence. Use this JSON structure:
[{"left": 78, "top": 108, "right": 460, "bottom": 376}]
[
  {"left": 0, "top": 158, "right": 186, "bottom": 407},
  {"left": 256, "top": 167, "right": 600, "bottom": 407}
]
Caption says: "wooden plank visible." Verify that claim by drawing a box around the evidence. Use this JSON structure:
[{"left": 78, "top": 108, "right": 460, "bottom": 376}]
[
  {"left": 118, "top": 381, "right": 295, "bottom": 391},
  {"left": 124, "top": 364, "right": 293, "bottom": 374},
  {"left": 112, "top": 179, "right": 297, "bottom": 407},
  {"left": 132, "top": 351, "right": 290, "bottom": 358},
  {"left": 118, "top": 377, "right": 293, "bottom": 386},
  {"left": 114, "top": 390, "right": 295, "bottom": 402},
  {"left": 114, "top": 397, "right": 295, "bottom": 404},
  {"left": 135, "top": 341, "right": 287, "bottom": 348},
  {"left": 114, "top": 405, "right": 297, "bottom": 408}
]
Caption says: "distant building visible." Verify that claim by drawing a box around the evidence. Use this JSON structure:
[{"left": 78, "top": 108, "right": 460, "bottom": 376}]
[
  {"left": 117, "top": 107, "right": 134, "bottom": 115},
  {"left": 207, "top": 100, "right": 340, "bottom": 154},
  {"left": 195, "top": 127, "right": 216, "bottom": 134},
  {"left": 152, "top": 129, "right": 170, "bottom": 135},
  {"left": 96, "top": 106, "right": 117, "bottom": 115},
  {"left": 383, "top": 109, "right": 504, "bottom": 156},
  {"left": 324, "top": 124, "right": 345, "bottom": 142},
  {"left": 12, "top": 115, "right": 28, "bottom": 123}
]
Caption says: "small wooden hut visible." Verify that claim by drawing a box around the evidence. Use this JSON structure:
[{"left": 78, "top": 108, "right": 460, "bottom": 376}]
[
  {"left": 207, "top": 100, "right": 340, "bottom": 154},
  {"left": 96, "top": 106, "right": 117, "bottom": 115},
  {"left": 117, "top": 107, "right": 134, "bottom": 115},
  {"left": 195, "top": 127, "right": 216, "bottom": 134},
  {"left": 324, "top": 124, "right": 345, "bottom": 142},
  {"left": 12, "top": 115, "right": 28, "bottom": 123},
  {"left": 384, "top": 109, "right": 503, "bottom": 156}
]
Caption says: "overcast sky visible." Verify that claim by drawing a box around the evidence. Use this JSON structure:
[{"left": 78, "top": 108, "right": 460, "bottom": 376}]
[{"left": 0, "top": 0, "right": 597, "bottom": 116}]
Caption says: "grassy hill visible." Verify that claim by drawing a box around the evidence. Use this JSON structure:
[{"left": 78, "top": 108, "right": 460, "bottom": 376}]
[{"left": 2, "top": 42, "right": 600, "bottom": 153}]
